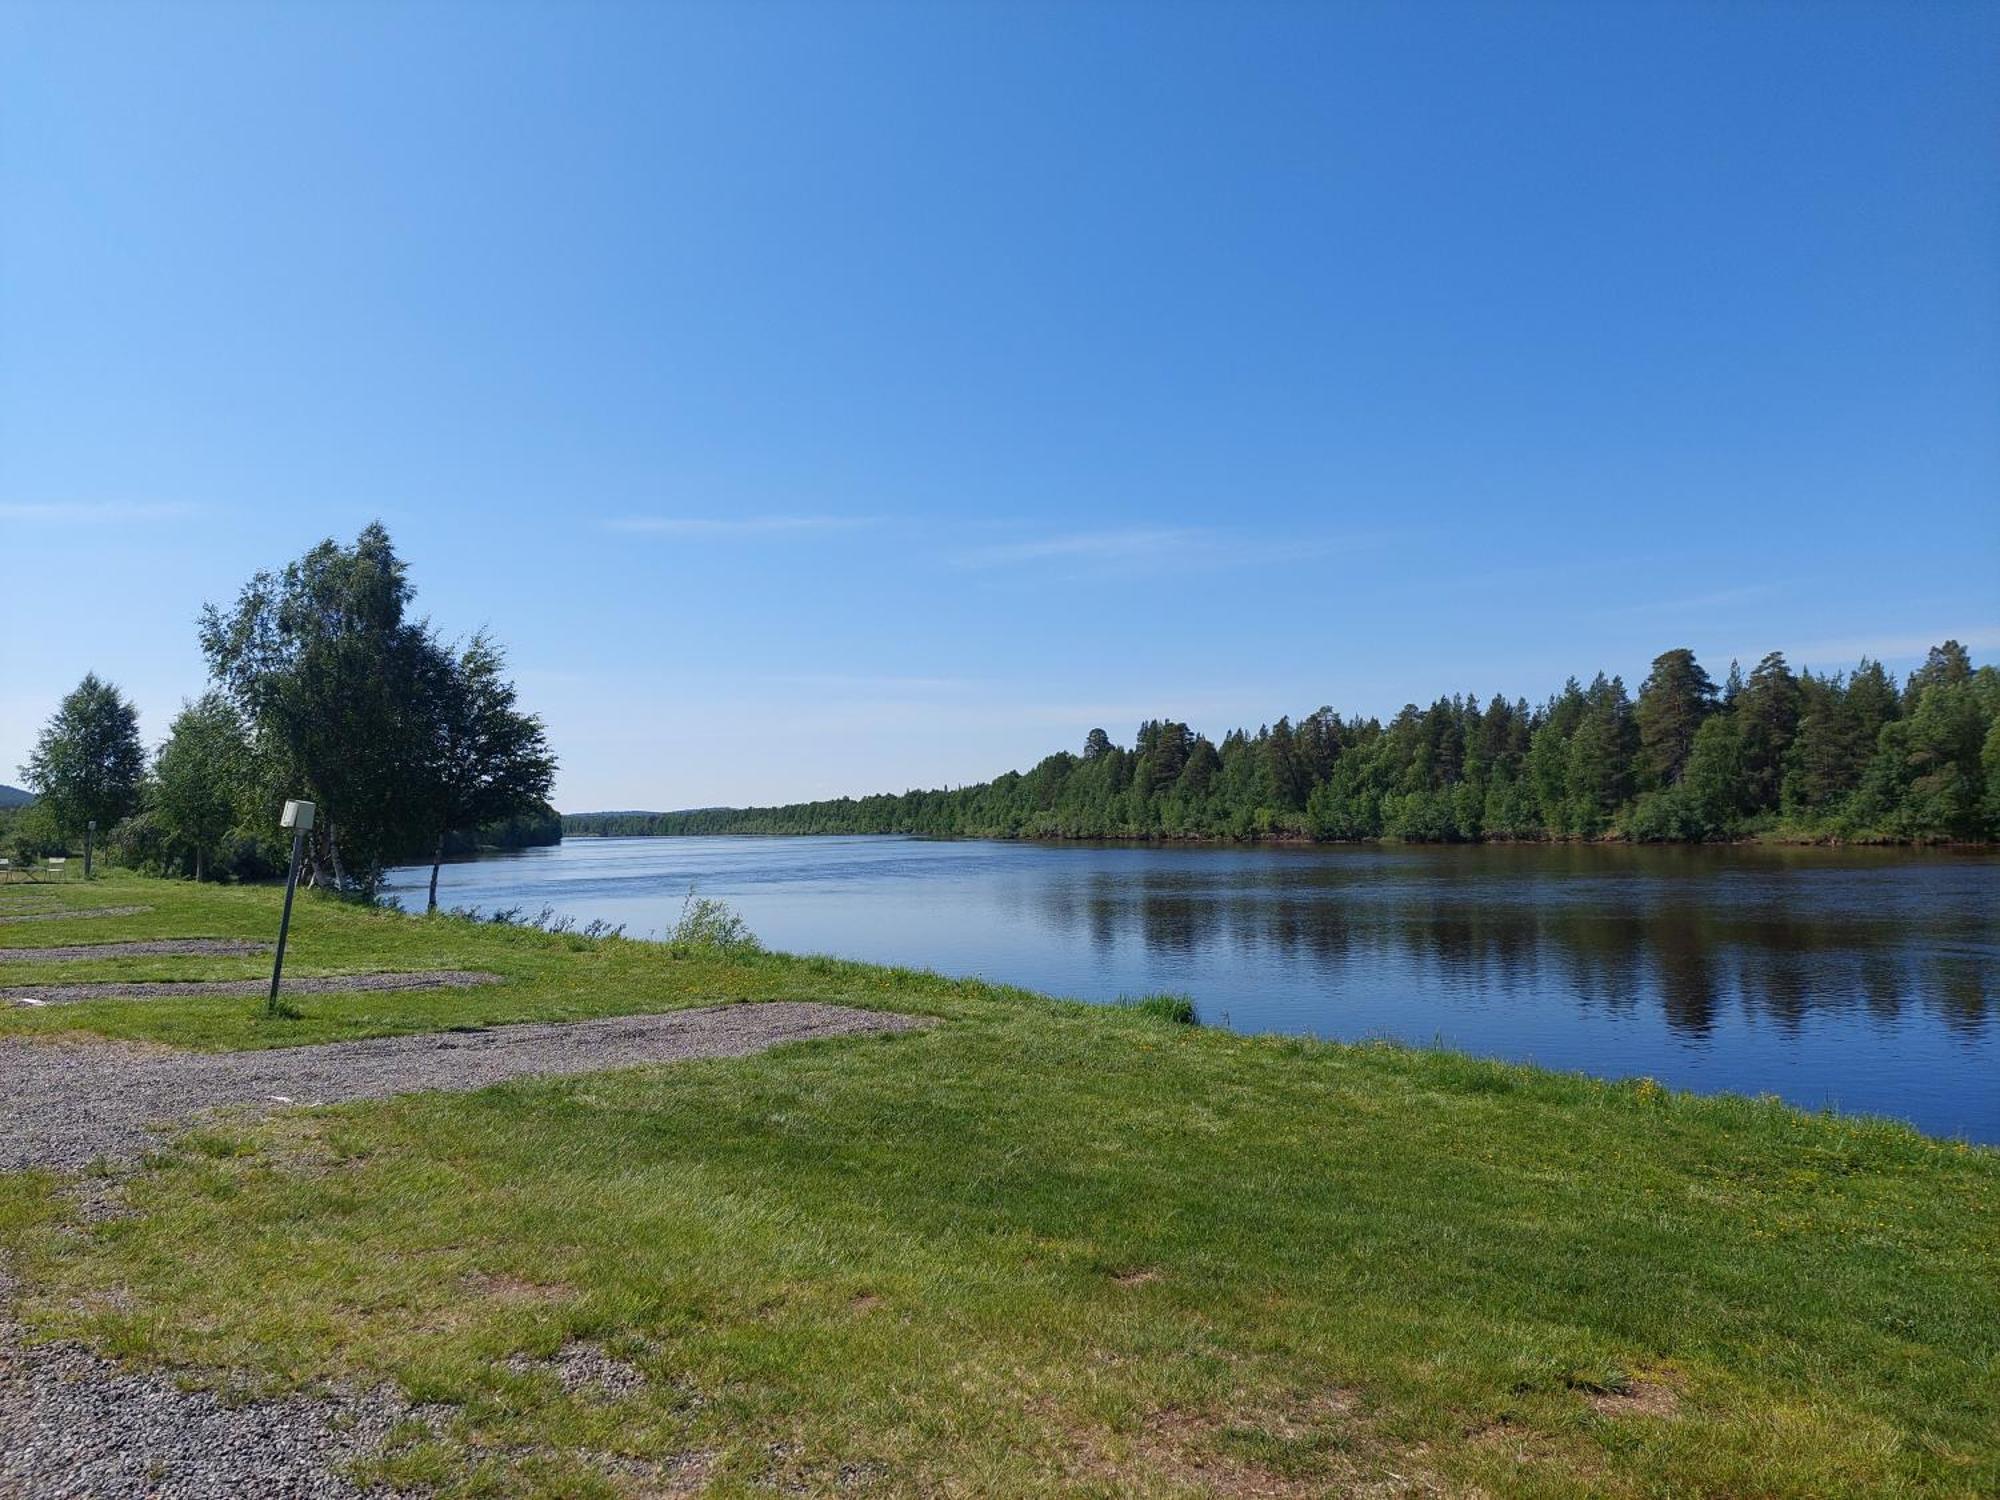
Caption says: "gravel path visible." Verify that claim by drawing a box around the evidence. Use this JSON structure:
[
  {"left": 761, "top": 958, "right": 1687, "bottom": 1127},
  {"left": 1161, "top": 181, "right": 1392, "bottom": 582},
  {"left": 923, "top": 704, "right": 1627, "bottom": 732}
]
[
  {"left": 1, "top": 1273, "right": 699, "bottom": 1498},
  {"left": 3, "top": 970, "right": 501, "bottom": 1006},
  {"left": 0, "top": 939, "right": 271, "bottom": 962},
  {"left": 1, "top": 1001, "right": 927, "bottom": 1171},
  {"left": 0, "top": 905, "right": 153, "bottom": 925},
  {"left": 0, "top": 1268, "right": 412, "bottom": 1498}
]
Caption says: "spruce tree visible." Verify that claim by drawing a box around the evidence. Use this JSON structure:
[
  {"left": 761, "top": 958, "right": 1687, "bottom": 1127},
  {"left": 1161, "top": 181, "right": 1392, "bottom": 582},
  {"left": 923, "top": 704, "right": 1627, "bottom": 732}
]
[{"left": 1735, "top": 652, "right": 1801, "bottom": 813}]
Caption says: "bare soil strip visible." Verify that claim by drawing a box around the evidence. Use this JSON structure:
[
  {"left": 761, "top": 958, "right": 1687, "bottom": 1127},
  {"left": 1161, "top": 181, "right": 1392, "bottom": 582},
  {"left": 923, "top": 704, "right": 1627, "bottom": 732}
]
[
  {"left": 0, "top": 905, "right": 154, "bottom": 925},
  {"left": 1, "top": 1001, "right": 927, "bottom": 1171},
  {"left": 2, "top": 970, "right": 501, "bottom": 1006},
  {"left": 0, "top": 939, "right": 272, "bottom": 962}
]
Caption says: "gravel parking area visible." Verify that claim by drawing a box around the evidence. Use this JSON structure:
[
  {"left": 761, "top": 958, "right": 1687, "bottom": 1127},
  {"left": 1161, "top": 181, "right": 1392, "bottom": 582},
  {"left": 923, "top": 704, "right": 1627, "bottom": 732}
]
[
  {"left": 0, "top": 1269, "right": 412, "bottom": 1499},
  {"left": 0, "top": 1274, "right": 702, "bottom": 1498},
  {"left": 0, "top": 905, "right": 154, "bottom": 925},
  {"left": 1, "top": 1001, "right": 927, "bottom": 1171},
  {"left": 0, "top": 1006, "right": 921, "bottom": 1495},
  {"left": 0, "top": 939, "right": 271, "bottom": 962},
  {"left": 3, "top": 970, "right": 501, "bottom": 1006}
]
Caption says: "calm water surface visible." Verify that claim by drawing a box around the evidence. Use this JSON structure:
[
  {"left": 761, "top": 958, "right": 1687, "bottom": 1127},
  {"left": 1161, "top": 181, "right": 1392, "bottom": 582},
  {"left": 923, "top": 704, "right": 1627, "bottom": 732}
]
[{"left": 383, "top": 836, "right": 1999, "bottom": 1142}]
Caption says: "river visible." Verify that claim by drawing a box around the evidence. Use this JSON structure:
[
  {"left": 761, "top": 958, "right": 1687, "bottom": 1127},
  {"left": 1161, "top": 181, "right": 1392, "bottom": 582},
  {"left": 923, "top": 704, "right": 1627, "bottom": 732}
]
[{"left": 382, "top": 836, "right": 1999, "bottom": 1142}]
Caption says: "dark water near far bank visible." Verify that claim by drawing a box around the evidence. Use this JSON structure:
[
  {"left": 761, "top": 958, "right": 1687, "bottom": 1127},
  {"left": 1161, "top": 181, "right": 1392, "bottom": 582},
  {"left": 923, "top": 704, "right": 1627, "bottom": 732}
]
[{"left": 383, "top": 837, "right": 1999, "bottom": 1142}]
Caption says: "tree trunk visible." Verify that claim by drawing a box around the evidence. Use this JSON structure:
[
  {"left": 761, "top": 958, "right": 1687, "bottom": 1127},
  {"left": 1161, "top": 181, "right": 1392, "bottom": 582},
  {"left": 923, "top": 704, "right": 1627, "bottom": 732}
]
[
  {"left": 427, "top": 830, "right": 445, "bottom": 913},
  {"left": 194, "top": 845, "right": 206, "bottom": 884},
  {"left": 328, "top": 820, "right": 348, "bottom": 894}
]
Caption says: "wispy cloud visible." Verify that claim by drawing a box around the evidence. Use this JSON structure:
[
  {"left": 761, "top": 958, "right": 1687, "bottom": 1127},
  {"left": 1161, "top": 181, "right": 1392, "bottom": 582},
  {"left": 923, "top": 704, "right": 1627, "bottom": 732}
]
[
  {"left": 1603, "top": 582, "right": 1784, "bottom": 618},
  {"left": 1783, "top": 626, "right": 2000, "bottom": 666},
  {"left": 0, "top": 500, "right": 200, "bottom": 524},
  {"left": 954, "top": 526, "right": 1216, "bottom": 569},
  {"left": 601, "top": 515, "right": 878, "bottom": 537},
  {"left": 954, "top": 523, "right": 1404, "bottom": 575},
  {"left": 765, "top": 672, "right": 979, "bottom": 695}
]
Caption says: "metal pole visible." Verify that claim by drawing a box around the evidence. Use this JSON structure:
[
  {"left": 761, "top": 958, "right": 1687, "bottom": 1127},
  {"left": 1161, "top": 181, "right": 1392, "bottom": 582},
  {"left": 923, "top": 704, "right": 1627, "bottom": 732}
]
[
  {"left": 84, "top": 820, "right": 95, "bottom": 879},
  {"left": 266, "top": 828, "right": 306, "bottom": 1017}
]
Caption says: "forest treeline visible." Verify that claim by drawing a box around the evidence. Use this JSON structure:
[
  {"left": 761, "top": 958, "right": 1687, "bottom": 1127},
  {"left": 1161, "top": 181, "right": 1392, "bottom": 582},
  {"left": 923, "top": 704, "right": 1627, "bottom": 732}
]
[{"left": 567, "top": 643, "right": 2000, "bottom": 845}]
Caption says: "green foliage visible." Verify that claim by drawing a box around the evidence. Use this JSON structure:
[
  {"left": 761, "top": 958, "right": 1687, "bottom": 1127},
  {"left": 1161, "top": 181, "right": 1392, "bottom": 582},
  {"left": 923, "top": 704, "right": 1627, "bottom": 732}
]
[
  {"left": 571, "top": 642, "right": 1998, "bottom": 847},
  {"left": 1736, "top": 652, "right": 1802, "bottom": 813},
  {"left": 1862, "top": 678, "right": 1992, "bottom": 841},
  {"left": 1984, "top": 716, "right": 2000, "bottom": 833},
  {"left": 19, "top": 672, "right": 145, "bottom": 839},
  {"left": 0, "top": 800, "right": 62, "bottom": 866},
  {"left": 151, "top": 692, "right": 251, "bottom": 881},
  {"left": 1634, "top": 647, "right": 1718, "bottom": 790},
  {"left": 1782, "top": 676, "right": 1869, "bottom": 821},
  {"left": 200, "top": 524, "right": 556, "bottom": 895},
  {"left": 667, "top": 887, "right": 762, "bottom": 951},
  {"left": 200, "top": 523, "right": 435, "bottom": 893},
  {"left": 409, "top": 633, "right": 557, "bottom": 910},
  {"left": 439, "top": 803, "right": 563, "bottom": 856}
]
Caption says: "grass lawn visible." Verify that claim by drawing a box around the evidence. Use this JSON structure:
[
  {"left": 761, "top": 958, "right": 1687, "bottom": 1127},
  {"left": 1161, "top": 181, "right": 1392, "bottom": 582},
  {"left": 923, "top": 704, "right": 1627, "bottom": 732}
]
[{"left": 2, "top": 870, "right": 1995, "bottom": 1497}]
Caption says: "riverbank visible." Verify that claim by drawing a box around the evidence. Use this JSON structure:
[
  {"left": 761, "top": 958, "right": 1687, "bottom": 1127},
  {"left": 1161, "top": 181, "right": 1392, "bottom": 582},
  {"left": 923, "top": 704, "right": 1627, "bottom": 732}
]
[{"left": 2, "top": 872, "right": 1995, "bottom": 1497}]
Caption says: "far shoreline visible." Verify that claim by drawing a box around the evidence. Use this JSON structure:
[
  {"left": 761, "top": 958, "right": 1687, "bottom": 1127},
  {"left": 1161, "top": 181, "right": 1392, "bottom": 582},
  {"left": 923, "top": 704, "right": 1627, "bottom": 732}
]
[{"left": 556, "top": 827, "right": 2000, "bottom": 851}]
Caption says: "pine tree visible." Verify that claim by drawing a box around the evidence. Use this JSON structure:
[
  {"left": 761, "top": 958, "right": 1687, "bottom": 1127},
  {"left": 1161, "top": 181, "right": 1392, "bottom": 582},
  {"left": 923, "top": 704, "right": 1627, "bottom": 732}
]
[
  {"left": 1906, "top": 640, "right": 1973, "bottom": 703},
  {"left": 1634, "top": 648, "right": 1718, "bottom": 790}
]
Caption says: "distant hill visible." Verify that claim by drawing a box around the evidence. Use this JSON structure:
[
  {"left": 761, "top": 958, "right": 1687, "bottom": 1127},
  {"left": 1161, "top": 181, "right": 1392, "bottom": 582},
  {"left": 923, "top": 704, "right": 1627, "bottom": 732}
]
[
  {"left": 563, "top": 809, "right": 730, "bottom": 835},
  {"left": 0, "top": 785, "right": 34, "bottom": 810}
]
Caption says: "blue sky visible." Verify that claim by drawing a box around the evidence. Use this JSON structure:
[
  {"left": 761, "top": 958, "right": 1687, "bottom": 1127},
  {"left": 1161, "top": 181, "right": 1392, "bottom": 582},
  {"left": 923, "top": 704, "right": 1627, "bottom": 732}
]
[{"left": 3, "top": 0, "right": 1995, "bottom": 810}]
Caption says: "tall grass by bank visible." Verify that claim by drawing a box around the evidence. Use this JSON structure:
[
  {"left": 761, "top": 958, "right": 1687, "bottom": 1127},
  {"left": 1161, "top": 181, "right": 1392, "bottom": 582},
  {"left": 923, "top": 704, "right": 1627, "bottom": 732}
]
[{"left": 1, "top": 872, "right": 1995, "bottom": 1498}]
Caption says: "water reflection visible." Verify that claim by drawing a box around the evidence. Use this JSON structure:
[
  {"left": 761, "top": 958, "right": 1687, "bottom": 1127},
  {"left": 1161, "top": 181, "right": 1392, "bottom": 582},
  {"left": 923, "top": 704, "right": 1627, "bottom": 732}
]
[{"left": 1030, "top": 854, "right": 1995, "bottom": 1043}]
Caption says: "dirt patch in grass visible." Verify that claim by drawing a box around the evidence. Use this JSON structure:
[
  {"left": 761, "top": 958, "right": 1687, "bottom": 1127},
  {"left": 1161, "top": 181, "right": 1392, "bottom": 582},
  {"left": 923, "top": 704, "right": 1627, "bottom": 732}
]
[
  {"left": 1, "top": 969, "right": 502, "bottom": 1005},
  {"left": 0, "top": 939, "right": 272, "bottom": 962},
  {"left": 1045, "top": 1387, "right": 1405, "bottom": 1498},
  {"left": 461, "top": 1271, "right": 572, "bottom": 1306},
  {"left": 1585, "top": 1378, "right": 1681, "bottom": 1420}
]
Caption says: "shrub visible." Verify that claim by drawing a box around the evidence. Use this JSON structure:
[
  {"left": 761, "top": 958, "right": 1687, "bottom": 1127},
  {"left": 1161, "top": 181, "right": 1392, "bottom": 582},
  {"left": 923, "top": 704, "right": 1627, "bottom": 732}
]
[{"left": 668, "top": 887, "right": 761, "bottom": 952}]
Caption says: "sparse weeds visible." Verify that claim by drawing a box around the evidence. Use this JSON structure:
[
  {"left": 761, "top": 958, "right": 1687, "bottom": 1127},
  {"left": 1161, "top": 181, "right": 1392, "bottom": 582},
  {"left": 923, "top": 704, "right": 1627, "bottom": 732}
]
[{"left": 449, "top": 903, "right": 626, "bottom": 941}]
